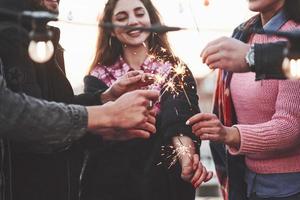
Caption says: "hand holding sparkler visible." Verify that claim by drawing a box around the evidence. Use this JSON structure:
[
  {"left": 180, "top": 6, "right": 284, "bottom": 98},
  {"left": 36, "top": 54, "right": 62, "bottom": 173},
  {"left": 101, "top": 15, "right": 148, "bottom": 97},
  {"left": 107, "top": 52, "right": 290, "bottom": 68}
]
[
  {"left": 186, "top": 113, "right": 241, "bottom": 149},
  {"left": 101, "top": 70, "right": 154, "bottom": 103},
  {"left": 172, "top": 136, "right": 213, "bottom": 187},
  {"left": 201, "top": 36, "right": 251, "bottom": 72},
  {"left": 185, "top": 154, "right": 213, "bottom": 188}
]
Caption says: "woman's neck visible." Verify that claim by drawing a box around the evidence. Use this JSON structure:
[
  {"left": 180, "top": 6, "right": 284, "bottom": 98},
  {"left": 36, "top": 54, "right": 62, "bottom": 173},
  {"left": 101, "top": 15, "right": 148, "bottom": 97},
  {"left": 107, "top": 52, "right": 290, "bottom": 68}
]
[
  {"left": 122, "top": 44, "right": 149, "bottom": 70},
  {"left": 260, "top": 2, "right": 285, "bottom": 26}
]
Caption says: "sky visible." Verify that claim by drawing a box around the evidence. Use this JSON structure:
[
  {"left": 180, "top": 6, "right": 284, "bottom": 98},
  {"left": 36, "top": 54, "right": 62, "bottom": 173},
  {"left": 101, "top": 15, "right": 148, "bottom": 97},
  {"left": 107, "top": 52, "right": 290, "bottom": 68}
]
[{"left": 56, "top": 0, "right": 255, "bottom": 92}]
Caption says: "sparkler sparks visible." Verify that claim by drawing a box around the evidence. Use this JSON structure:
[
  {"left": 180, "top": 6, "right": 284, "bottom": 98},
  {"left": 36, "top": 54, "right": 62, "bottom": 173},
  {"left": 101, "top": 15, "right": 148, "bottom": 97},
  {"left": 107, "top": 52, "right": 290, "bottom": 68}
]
[
  {"left": 135, "top": 46, "right": 197, "bottom": 169},
  {"left": 157, "top": 135, "right": 198, "bottom": 169}
]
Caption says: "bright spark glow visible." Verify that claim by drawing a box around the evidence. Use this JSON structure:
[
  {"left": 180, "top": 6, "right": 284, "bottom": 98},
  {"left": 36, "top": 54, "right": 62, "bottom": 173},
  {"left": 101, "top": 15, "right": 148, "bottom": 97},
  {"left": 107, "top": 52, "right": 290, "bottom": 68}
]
[
  {"left": 173, "top": 63, "right": 186, "bottom": 76},
  {"left": 158, "top": 134, "right": 197, "bottom": 169}
]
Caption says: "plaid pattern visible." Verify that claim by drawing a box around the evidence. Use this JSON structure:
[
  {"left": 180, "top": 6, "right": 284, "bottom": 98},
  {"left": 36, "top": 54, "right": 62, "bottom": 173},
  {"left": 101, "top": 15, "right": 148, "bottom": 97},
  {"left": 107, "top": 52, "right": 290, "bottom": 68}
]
[
  {"left": 210, "top": 15, "right": 260, "bottom": 200},
  {"left": 90, "top": 56, "right": 172, "bottom": 89},
  {"left": 90, "top": 56, "right": 173, "bottom": 112}
]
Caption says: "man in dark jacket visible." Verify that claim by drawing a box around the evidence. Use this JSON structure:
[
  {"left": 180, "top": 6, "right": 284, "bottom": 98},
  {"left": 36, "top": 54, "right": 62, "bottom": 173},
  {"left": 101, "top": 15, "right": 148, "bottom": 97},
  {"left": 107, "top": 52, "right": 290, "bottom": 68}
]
[{"left": 0, "top": 61, "right": 159, "bottom": 199}]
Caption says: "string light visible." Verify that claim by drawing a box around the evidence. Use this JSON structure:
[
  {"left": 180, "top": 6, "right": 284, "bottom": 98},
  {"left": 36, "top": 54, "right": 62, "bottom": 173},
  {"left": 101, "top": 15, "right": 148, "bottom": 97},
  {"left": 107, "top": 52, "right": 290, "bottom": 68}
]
[
  {"left": 0, "top": 8, "right": 58, "bottom": 63},
  {"left": 282, "top": 57, "right": 300, "bottom": 79},
  {"left": 203, "top": 0, "right": 210, "bottom": 6}
]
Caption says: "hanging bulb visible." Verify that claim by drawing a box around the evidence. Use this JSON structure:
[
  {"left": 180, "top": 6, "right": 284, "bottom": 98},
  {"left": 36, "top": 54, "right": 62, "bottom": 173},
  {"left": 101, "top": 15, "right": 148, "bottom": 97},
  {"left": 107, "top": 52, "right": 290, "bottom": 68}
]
[
  {"left": 28, "top": 27, "right": 54, "bottom": 63},
  {"left": 282, "top": 57, "right": 300, "bottom": 79},
  {"left": 203, "top": 0, "right": 210, "bottom": 6},
  {"left": 28, "top": 40, "right": 54, "bottom": 63}
]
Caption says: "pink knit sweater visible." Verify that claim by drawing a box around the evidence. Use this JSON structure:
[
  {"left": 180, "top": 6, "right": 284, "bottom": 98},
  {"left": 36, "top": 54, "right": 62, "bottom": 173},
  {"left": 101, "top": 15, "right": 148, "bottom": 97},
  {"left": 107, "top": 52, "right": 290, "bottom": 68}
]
[{"left": 228, "top": 20, "right": 300, "bottom": 174}]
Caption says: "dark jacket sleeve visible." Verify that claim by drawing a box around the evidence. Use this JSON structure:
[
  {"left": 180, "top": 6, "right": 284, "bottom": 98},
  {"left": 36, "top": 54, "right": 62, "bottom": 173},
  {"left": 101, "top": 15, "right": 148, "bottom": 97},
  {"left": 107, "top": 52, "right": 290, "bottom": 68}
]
[
  {"left": 0, "top": 73, "right": 87, "bottom": 153},
  {"left": 159, "top": 66, "right": 200, "bottom": 142},
  {"left": 254, "top": 41, "right": 288, "bottom": 80},
  {"left": 81, "top": 75, "right": 109, "bottom": 106}
]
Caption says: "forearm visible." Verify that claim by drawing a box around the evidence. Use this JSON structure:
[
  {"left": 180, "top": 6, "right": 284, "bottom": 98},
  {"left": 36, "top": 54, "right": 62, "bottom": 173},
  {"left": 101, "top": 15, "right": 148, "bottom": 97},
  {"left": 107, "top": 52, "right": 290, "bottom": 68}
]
[
  {"left": 229, "top": 80, "right": 300, "bottom": 155},
  {"left": 172, "top": 136, "right": 196, "bottom": 155},
  {"left": 0, "top": 79, "right": 87, "bottom": 152}
]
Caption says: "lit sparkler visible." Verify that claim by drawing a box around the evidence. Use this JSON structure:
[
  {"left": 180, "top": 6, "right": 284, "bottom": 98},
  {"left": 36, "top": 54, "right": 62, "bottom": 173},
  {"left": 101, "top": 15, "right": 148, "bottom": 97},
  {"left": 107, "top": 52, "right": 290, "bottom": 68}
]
[
  {"left": 157, "top": 134, "right": 198, "bottom": 169},
  {"left": 137, "top": 46, "right": 198, "bottom": 169}
]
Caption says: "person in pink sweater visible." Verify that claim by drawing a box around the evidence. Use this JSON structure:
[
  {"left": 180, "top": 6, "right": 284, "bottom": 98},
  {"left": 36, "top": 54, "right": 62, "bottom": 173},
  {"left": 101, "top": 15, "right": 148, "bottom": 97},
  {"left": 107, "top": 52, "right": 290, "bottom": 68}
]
[{"left": 187, "top": 0, "right": 300, "bottom": 200}]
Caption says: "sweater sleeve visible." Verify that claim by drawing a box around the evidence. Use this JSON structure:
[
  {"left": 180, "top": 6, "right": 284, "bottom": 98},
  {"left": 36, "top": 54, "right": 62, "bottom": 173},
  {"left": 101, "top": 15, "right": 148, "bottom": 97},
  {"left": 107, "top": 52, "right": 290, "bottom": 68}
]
[
  {"left": 229, "top": 79, "right": 300, "bottom": 155},
  {"left": 159, "top": 66, "right": 200, "bottom": 142}
]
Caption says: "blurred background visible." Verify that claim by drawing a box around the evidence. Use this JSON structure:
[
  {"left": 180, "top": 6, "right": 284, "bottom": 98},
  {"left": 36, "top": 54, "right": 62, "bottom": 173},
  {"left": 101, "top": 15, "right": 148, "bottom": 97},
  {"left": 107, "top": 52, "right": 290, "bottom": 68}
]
[{"left": 54, "top": 0, "right": 255, "bottom": 199}]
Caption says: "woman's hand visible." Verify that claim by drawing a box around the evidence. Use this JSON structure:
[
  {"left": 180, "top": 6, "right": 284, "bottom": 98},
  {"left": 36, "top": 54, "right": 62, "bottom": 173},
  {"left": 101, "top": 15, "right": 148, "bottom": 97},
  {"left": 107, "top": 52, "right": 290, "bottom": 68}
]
[
  {"left": 186, "top": 113, "right": 241, "bottom": 149},
  {"left": 180, "top": 153, "right": 213, "bottom": 188},
  {"left": 201, "top": 37, "right": 251, "bottom": 72},
  {"left": 101, "top": 70, "right": 154, "bottom": 103},
  {"left": 172, "top": 136, "right": 213, "bottom": 187}
]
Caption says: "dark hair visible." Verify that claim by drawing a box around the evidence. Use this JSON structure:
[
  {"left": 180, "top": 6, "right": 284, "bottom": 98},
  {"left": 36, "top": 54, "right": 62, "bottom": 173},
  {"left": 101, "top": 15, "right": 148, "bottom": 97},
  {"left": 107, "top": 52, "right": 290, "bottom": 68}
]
[
  {"left": 0, "top": 0, "right": 43, "bottom": 11},
  {"left": 89, "top": 0, "right": 178, "bottom": 73},
  {"left": 284, "top": 0, "right": 300, "bottom": 22}
]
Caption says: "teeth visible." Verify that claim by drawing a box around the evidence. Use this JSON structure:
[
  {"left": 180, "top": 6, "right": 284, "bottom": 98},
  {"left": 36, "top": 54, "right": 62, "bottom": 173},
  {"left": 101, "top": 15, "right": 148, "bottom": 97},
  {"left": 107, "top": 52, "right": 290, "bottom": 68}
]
[{"left": 127, "top": 30, "right": 141, "bottom": 34}]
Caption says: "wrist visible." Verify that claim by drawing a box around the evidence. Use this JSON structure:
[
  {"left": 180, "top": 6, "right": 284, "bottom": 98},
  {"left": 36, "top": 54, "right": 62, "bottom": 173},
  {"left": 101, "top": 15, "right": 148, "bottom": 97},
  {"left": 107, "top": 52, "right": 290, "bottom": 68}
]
[
  {"left": 86, "top": 104, "right": 115, "bottom": 131},
  {"left": 224, "top": 126, "right": 241, "bottom": 149},
  {"left": 245, "top": 44, "right": 255, "bottom": 72},
  {"left": 100, "top": 89, "right": 117, "bottom": 104}
]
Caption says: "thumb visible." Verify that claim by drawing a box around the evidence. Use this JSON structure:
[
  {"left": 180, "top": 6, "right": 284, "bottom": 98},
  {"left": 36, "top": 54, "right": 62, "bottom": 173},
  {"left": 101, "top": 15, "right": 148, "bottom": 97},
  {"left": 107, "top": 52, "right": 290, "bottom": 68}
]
[{"left": 125, "top": 74, "right": 142, "bottom": 85}]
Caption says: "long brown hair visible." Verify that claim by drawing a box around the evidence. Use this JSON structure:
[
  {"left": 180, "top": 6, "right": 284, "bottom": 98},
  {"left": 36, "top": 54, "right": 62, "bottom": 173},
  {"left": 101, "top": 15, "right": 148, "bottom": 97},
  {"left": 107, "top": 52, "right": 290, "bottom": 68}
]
[{"left": 88, "top": 0, "right": 179, "bottom": 73}]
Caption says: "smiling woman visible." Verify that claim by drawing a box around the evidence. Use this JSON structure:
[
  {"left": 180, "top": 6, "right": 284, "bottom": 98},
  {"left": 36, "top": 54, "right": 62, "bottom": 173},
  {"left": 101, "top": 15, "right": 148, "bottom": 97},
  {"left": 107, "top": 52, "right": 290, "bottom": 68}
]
[
  {"left": 56, "top": 3, "right": 253, "bottom": 198},
  {"left": 58, "top": 0, "right": 253, "bottom": 93}
]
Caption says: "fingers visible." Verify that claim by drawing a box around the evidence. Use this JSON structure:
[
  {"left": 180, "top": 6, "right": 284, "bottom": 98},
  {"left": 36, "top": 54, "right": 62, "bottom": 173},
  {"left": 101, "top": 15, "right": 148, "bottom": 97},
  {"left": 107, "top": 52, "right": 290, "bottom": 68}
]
[
  {"left": 193, "top": 154, "right": 200, "bottom": 170},
  {"left": 191, "top": 161, "right": 203, "bottom": 186},
  {"left": 136, "top": 121, "right": 156, "bottom": 134},
  {"left": 201, "top": 44, "right": 221, "bottom": 64},
  {"left": 186, "top": 113, "right": 217, "bottom": 126},
  {"left": 136, "top": 90, "right": 159, "bottom": 102},
  {"left": 181, "top": 163, "right": 193, "bottom": 181},
  {"left": 125, "top": 75, "right": 142, "bottom": 85},
  {"left": 193, "top": 165, "right": 209, "bottom": 188},
  {"left": 126, "top": 70, "right": 144, "bottom": 78},
  {"left": 126, "top": 129, "right": 151, "bottom": 139},
  {"left": 147, "top": 114, "right": 156, "bottom": 125},
  {"left": 197, "top": 133, "right": 220, "bottom": 141},
  {"left": 201, "top": 37, "right": 228, "bottom": 57},
  {"left": 148, "top": 108, "right": 157, "bottom": 117},
  {"left": 205, "top": 171, "right": 214, "bottom": 182},
  {"left": 191, "top": 119, "right": 219, "bottom": 133},
  {"left": 179, "top": 153, "right": 194, "bottom": 181},
  {"left": 207, "top": 61, "right": 222, "bottom": 70},
  {"left": 141, "top": 73, "right": 155, "bottom": 82}
]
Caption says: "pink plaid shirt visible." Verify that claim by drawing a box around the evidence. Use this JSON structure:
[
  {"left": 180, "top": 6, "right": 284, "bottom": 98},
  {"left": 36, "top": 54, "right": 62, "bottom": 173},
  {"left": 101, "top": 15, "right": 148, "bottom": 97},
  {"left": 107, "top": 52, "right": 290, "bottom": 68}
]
[{"left": 90, "top": 56, "right": 172, "bottom": 92}]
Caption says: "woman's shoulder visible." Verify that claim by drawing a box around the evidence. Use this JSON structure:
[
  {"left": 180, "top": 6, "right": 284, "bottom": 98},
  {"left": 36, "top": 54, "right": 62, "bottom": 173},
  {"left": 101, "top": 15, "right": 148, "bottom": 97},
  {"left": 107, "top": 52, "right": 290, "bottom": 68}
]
[{"left": 89, "top": 64, "right": 107, "bottom": 79}]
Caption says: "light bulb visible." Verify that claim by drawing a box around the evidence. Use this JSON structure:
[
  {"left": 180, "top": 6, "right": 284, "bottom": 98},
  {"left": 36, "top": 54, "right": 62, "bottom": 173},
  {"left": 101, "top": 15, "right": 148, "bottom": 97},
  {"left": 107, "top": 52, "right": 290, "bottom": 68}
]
[
  {"left": 203, "top": 0, "right": 210, "bottom": 6},
  {"left": 282, "top": 57, "right": 300, "bottom": 79},
  {"left": 28, "top": 40, "right": 54, "bottom": 63}
]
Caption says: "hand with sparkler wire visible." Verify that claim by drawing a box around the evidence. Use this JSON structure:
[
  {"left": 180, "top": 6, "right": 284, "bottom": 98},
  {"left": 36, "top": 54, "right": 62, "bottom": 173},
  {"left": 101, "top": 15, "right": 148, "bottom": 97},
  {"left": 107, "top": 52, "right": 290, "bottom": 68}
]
[
  {"left": 99, "top": 70, "right": 155, "bottom": 104},
  {"left": 90, "top": 108, "right": 157, "bottom": 141},
  {"left": 172, "top": 136, "right": 213, "bottom": 188},
  {"left": 186, "top": 113, "right": 241, "bottom": 150},
  {"left": 201, "top": 37, "right": 252, "bottom": 72}
]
